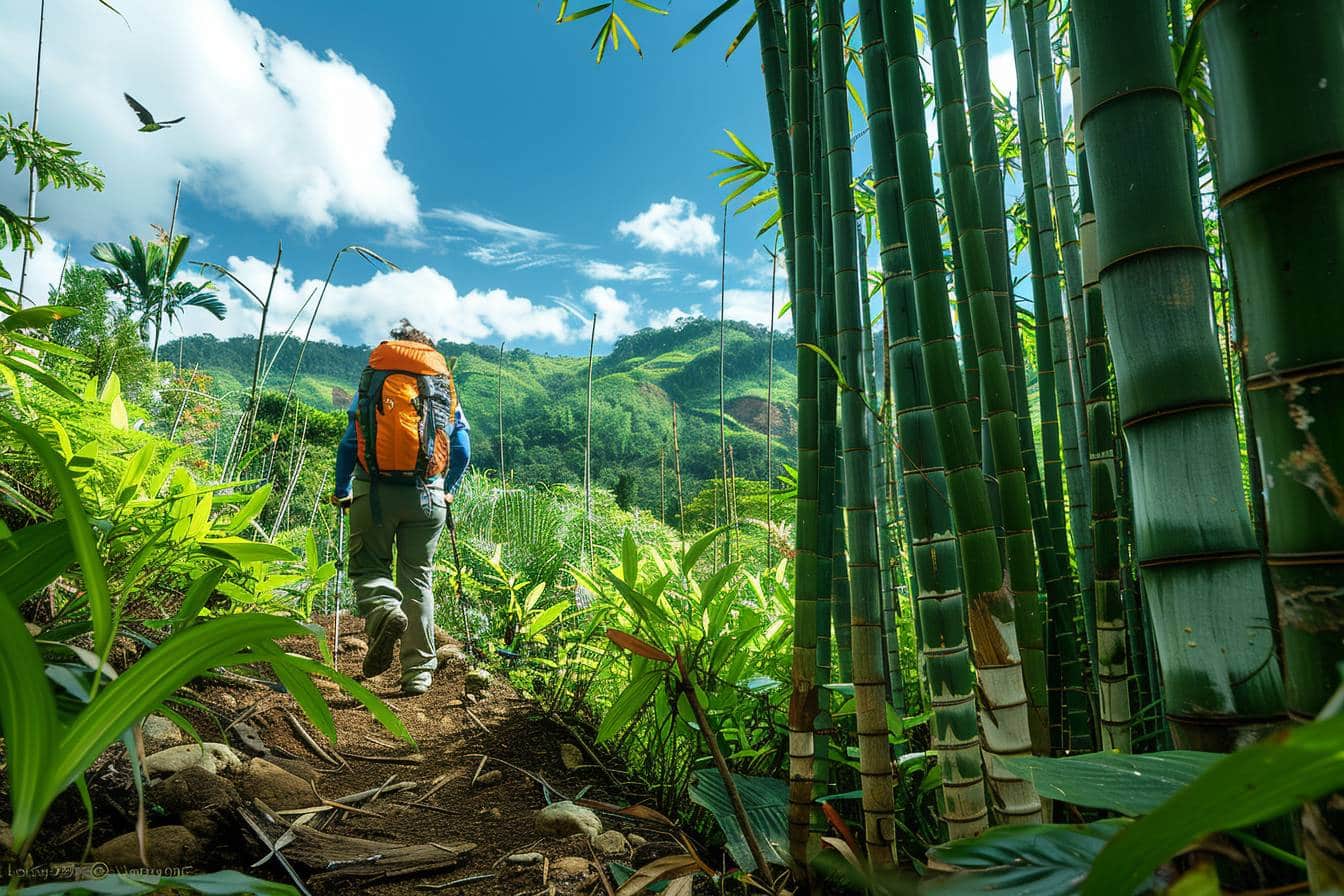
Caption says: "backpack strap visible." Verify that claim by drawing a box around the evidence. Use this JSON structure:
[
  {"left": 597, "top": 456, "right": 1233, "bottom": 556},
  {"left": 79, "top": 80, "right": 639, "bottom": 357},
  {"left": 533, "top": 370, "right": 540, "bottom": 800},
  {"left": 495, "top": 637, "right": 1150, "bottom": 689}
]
[
  {"left": 356, "top": 367, "right": 387, "bottom": 525},
  {"left": 414, "top": 374, "right": 436, "bottom": 481}
]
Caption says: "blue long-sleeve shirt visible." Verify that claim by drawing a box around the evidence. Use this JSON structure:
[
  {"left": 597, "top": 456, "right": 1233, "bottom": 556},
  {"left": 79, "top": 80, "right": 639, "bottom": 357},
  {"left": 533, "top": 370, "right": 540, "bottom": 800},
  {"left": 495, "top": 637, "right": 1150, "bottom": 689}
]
[{"left": 334, "top": 395, "right": 470, "bottom": 499}]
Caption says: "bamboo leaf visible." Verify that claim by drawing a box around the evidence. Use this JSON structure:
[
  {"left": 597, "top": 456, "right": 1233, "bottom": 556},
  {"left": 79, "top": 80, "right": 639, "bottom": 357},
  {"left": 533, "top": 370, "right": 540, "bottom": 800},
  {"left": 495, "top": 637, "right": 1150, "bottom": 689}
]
[
  {"left": 724, "top": 11, "right": 758, "bottom": 61},
  {"left": 199, "top": 537, "right": 295, "bottom": 565},
  {"left": 558, "top": 3, "right": 608, "bottom": 24},
  {"left": 622, "top": 0, "right": 667, "bottom": 13},
  {"left": 672, "top": 0, "right": 741, "bottom": 51},
  {"left": 525, "top": 600, "right": 571, "bottom": 640}
]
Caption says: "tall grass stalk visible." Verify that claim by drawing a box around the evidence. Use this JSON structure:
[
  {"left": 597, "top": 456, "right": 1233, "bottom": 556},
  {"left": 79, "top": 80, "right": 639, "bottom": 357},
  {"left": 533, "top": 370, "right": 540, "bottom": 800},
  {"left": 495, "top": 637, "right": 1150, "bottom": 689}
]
[{"left": 16, "top": 0, "right": 45, "bottom": 306}]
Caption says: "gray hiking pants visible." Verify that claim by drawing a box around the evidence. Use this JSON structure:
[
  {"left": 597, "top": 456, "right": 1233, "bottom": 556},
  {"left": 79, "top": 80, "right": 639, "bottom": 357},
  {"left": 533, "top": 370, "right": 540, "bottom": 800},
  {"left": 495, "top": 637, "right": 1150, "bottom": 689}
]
[{"left": 348, "top": 478, "right": 446, "bottom": 683}]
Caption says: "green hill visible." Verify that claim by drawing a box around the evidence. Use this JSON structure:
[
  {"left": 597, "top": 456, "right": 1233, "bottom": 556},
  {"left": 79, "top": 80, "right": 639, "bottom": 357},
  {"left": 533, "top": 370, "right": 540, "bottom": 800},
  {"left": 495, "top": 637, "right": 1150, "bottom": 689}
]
[{"left": 166, "top": 318, "right": 799, "bottom": 496}]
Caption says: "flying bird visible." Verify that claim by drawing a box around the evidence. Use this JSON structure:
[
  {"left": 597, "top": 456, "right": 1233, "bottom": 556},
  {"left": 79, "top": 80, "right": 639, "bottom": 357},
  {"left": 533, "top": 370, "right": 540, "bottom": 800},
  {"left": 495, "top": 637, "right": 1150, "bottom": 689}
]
[{"left": 123, "top": 93, "right": 185, "bottom": 132}]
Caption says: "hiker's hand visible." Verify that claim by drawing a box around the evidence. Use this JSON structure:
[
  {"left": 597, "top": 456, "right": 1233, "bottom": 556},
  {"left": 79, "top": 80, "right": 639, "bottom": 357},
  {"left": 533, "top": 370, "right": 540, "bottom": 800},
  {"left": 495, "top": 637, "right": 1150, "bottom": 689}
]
[
  {"left": 444, "top": 492, "right": 454, "bottom": 505},
  {"left": 330, "top": 493, "right": 352, "bottom": 508}
]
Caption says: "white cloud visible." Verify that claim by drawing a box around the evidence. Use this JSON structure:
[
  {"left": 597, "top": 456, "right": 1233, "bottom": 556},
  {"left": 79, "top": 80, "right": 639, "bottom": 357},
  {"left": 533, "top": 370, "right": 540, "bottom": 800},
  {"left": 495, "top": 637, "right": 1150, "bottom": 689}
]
[
  {"left": 696, "top": 279, "right": 719, "bottom": 290},
  {"left": 425, "top": 209, "right": 554, "bottom": 244},
  {"left": 0, "top": 0, "right": 418, "bottom": 242},
  {"left": 646, "top": 305, "right": 702, "bottom": 329},
  {"left": 579, "top": 260, "right": 671, "bottom": 282},
  {"left": 989, "top": 50, "right": 1018, "bottom": 100},
  {"left": 465, "top": 245, "right": 565, "bottom": 270},
  {"left": 616, "top": 197, "right": 719, "bottom": 256},
  {"left": 581, "top": 285, "right": 639, "bottom": 343},
  {"left": 722, "top": 288, "right": 790, "bottom": 330},
  {"left": 182, "top": 258, "right": 578, "bottom": 348},
  {"left": 0, "top": 233, "right": 72, "bottom": 306}
]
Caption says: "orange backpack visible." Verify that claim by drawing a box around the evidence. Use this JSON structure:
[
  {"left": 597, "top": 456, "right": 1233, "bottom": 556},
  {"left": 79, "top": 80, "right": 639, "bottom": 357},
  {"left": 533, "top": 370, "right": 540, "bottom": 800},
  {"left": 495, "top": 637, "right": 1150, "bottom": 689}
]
[{"left": 354, "top": 340, "right": 458, "bottom": 484}]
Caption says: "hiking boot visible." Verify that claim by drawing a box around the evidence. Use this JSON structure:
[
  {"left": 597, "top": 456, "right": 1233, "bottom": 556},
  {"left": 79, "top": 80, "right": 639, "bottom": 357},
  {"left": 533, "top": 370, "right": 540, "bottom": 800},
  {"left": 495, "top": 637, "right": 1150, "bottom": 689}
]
[
  {"left": 401, "top": 673, "right": 432, "bottom": 696},
  {"left": 362, "top": 608, "right": 408, "bottom": 678}
]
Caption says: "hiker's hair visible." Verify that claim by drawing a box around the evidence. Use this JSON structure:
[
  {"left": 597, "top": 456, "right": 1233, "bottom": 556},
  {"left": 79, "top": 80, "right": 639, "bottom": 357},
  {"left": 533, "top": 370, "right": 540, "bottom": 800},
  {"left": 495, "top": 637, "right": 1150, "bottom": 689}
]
[{"left": 390, "top": 319, "right": 434, "bottom": 347}]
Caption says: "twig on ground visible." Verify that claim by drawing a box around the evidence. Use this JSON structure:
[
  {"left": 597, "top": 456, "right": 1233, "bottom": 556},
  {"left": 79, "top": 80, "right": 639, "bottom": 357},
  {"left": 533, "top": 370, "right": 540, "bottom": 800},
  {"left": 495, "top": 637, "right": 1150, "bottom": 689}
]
[
  {"left": 415, "top": 873, "right": 495, "bottom": 891},
  {"left": 470, "top": 755, "right": 488, "bottom": 787},
  {"left": 464, "top": 707, "right": 490, "bottom": 734},
  {"left": 283, "top": 710, "right": 344, "bottom": 768},
  {"left": 464, "top": 753, "right": 569, "bottom": 802},
  {"left": 239, "top": 806, "right": 313, "bottom": 896},
  {"left": 337, "top": 750, "right": 424, "bottom": 765}
]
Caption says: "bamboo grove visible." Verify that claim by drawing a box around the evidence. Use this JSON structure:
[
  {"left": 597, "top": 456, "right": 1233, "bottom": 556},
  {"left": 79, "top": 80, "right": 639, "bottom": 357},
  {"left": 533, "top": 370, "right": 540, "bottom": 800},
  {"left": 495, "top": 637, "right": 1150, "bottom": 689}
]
[
  {"left": 549, "top": 0, "right": 1344, "bottom": 887},
  {"left": 756, "top": 0, "right": 1341, "bottom": 883}
]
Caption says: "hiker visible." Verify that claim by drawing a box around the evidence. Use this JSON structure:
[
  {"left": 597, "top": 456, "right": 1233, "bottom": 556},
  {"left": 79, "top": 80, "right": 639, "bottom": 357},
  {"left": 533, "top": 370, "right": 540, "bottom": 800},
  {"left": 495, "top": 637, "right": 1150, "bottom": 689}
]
[{"left": 332, "top": 320, "right": 470, "bottom": 696}]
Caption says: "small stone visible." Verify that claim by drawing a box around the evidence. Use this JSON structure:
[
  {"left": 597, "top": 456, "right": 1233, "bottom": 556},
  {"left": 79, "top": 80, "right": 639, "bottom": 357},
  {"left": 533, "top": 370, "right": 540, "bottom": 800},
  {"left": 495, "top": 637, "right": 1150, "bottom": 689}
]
[
  {"left": 144, "top": 743, "right": 242, "bottom": 778},
  {"left": 314, "top": 677, "right": 342, "bottom": 694},
  {"left": 465, "top": 693, "right": 478, "bottom": 704},
  {"left": 415, "top": 711, "right": 430, "bottom": 725},
  {"left": 465, "top": 669, "right": 492, "bottom": 696},
  {"left": 629, "top": 834, "right": 648, "bottom": 848},
  {"left": 216, "top": 692, "right": 238, "bottom": 711},
  {"left": 179, "top": 809, "right": 221, "bottom": 839},
  {"left": 475, "top": 769, "right": 504, "bottom": 788},
  {"left": 339, "top": 636, "right": 367, "bottom": 653},
  {"left": 593, "top": 830, "right": 628, "bottom": 856},
  {"left": 236, "top": 757, "right": 317, "bottom": 811},
  {"left": 535, "top": 801, "right": 603, "bottom": 840},
  {"left": 551, "top": 856, "right": 590, "bottom": 878},
  {"left": 94, "top": 826, "right": 201, "bottom": 867},
  {"left": 148, "top": 767, "right": 240, "bottom": 815},
  {"left": 437, "top": 644, "right": 468, "bottom": 664},
  {"left": 141, "top": 714, "right": 182, "bottom": 747},
  {"left": 505, "top": 852, "right": 543, "bottom": 866},
  {"left": 560, "top": 743, "right": 584, "bottom": 770},
  {"left": 267, "top": 757, "right": 322, "bottom": 783},
  {"left": 434, "top": 626, "right": 453, "bottom": 647},
  {"left": 478, "top": 806, "right": 502, "bottom": 820}
]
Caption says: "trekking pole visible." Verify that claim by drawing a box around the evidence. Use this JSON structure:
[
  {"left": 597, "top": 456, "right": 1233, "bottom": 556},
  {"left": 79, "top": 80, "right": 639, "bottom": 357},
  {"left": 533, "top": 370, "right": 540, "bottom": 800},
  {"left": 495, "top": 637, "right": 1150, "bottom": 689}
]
[
  {"left": 444, "top": 499, "right": 477, "bottom": 657},
  {"left": 333, "top": 500, "right": 347, "bottom": 667}
]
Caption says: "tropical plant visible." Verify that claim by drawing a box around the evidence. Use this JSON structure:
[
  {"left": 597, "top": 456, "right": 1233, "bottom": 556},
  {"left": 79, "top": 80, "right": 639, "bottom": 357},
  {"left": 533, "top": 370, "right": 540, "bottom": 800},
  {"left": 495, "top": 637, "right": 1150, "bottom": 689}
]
[{"left": 90, "top": 234, "right": 224, "bottom": 361}]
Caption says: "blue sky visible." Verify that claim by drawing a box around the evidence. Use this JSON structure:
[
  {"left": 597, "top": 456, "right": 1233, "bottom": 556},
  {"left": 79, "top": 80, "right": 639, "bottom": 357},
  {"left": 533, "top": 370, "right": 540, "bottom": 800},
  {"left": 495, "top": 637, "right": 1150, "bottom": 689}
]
[{"left": 0, "top": 1, "right": 1032, "bottom": 354}]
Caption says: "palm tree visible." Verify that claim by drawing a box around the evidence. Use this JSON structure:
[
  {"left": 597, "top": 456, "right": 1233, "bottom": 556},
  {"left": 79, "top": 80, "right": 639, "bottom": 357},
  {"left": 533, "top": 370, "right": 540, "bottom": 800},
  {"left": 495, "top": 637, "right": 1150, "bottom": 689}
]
[{"left": 90, "top": 234, "right": 224, "bottom": 360}]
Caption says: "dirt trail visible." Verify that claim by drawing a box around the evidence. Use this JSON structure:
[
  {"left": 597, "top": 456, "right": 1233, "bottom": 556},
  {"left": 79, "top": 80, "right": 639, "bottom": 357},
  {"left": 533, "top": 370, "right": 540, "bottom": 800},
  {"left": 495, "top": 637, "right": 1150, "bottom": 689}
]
[{"left": 189, "top": 614, "right": 668, "bottom": 896}]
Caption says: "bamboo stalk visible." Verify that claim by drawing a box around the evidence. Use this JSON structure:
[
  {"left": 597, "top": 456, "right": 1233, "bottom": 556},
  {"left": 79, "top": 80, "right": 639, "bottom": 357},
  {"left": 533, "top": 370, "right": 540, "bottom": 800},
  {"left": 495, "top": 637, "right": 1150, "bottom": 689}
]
[
  {"left": 859, "top": 0, "right": 987, "bottom": 838},
  {"left": 1072, "top": 0, "right": 1286, "bottom": 752},
  {"left": 785, "top": 0, "right": 821, "bottom": 868}
]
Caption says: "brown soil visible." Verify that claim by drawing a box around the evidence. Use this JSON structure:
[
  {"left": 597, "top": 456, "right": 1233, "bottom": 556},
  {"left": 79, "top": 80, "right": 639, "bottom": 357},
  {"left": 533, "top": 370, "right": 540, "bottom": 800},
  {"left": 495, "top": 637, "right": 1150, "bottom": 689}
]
[
  {"left": 21, "top": 614, "right": 684, "bottom": 895},
  {"left": 725, "top": 396, "right": 795, "bottom": 439}
]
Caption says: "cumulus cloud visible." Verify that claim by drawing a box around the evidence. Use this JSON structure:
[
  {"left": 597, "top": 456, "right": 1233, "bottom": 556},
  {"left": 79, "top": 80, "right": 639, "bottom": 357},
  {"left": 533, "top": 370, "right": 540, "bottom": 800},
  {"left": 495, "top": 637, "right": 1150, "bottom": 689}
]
[
  {"left": 579, "top": 260, "right": 671, "bottom": 282},
  {"left": 579, "top": 285, "right": 640, "bottom": 342},
  {"left": 616, "top": 197, "right": 718, "bottom": 255},
  {"left": 179, "top": 258, "right": 577, "bottom": 349},
  {"left": 646, "top": 305, "right": 702, "bottom": 329},
  {"left": 0, "top": 0, "right": 418, "bottom": 242}
]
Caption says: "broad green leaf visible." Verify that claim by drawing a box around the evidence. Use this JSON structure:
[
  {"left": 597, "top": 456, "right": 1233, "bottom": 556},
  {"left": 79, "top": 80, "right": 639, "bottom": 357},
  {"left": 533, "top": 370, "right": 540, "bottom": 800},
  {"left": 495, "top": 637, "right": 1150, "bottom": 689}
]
[
  {"left": 98, "top": 371, "right": 121, "bottom": 404},
  {"left": 0, "top": 594, "right": 60, "bottom": 852},
  {"left": 0, "top": 304, "right": 82, "bottom": 330},
  {"left": 108, "top": 394, "right": 129, "bottom": 430},
  {"left": 1, "top": 413, "right": 113, "bottom": 658},
  {"left": 199, "top": 537, "right": 295, "bottom": 564},
  {"left": 597, "top": 669, "right": 662, "bottom": 744},
  {"left": 929, "top": 820, "right": 1130, "bottom": 895},
  {"left": 52, "top": 614, "right": 309, "bottom": 799},
  {"left": 696, "top": 562, "right": 741, "bottom": 612},
  {"left": 0, "top": 519, "right": 73, "bottom": 605},
  {"left": 525, "top": 600, "right": 571, "bottom": 640},
  {"left": 224, "top": 483, "right": 272, "bottom": 535},
  {"left": 1083, "top": 714, "right": 1344, "bottom": 896},
  {"left": 270, "top": 653, "right": 414, "bottom": 745},
  {"left": 997, "top": 751, "right": 1219, "bottom": 817},
  {"left": 114, "top": 443, "right": 156, "bottom": 503},
  {"left": 620, "top": 529, "right": 639, "bottom": 585},
  {"left": 170, "top": 565, "right": 227, "bottom": 629},
  {"left": 687, "top": 769, "right": 787, "bottom": 872},
  {"left": 680, "top": 525, "right": 728, "bottom": 575}
]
